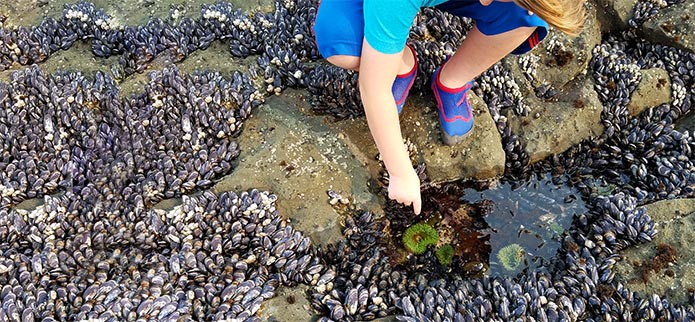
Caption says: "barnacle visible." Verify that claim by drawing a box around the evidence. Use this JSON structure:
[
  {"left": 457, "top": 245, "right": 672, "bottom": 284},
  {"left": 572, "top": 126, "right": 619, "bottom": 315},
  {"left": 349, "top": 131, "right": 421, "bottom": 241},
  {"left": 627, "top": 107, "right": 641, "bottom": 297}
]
[{"left": 402, "top": 223, "right": 439, "bottom": 255}]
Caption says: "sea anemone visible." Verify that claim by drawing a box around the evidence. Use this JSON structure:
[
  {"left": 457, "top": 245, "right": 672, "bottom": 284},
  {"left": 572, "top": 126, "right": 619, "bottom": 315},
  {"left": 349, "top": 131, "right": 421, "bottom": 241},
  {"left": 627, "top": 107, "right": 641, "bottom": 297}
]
[
  {"left": 402, "top": 223, "right": 439, "bottom": 255},
  {"left": 496, "top": 243, "right": 526, "bottom": 271},
  {"left": 435, "top": 244, "right": 454, "bottom": 266}
]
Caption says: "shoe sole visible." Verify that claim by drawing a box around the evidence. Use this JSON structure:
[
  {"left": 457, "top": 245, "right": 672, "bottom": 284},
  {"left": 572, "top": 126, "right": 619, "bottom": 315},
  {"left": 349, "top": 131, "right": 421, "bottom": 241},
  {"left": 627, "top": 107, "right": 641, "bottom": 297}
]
[
  {"left": 440, "top": 113, "right": 473, "bottom": 146},
  {"left": 441, "top": 127, "right": 472, "bottom": 146}
]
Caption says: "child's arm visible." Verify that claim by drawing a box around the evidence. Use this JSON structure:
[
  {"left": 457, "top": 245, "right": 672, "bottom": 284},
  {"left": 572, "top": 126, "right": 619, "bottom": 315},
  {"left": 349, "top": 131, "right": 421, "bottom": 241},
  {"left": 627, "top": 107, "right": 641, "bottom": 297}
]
[{"left": 358, "top": 38, "right": 422, "bottom": 215}]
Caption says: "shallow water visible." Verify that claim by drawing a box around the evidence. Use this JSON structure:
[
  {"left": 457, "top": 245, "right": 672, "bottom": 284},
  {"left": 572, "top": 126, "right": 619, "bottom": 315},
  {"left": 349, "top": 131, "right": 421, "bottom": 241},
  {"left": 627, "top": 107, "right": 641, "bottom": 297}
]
[{"left": 462, "top": 174, "right": 587, "bottom": 276}]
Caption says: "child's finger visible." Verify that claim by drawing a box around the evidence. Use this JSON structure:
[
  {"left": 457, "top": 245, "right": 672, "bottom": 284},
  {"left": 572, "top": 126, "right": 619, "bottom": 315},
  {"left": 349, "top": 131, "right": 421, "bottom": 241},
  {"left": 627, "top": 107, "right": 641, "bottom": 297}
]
[{"left": 413, "top": 195, "right": 422, "bottom": 215}]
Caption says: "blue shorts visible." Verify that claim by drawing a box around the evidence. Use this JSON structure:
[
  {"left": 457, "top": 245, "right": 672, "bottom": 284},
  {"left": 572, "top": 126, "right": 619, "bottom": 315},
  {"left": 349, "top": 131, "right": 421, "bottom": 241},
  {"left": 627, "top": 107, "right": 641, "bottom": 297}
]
[{"left": 312, "top": 0, "right": 548, "bottom": 58}]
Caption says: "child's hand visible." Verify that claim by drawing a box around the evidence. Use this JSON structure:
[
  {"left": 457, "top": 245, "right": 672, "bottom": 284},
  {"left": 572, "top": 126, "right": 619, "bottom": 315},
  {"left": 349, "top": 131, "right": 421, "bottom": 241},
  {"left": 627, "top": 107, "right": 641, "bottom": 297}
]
[{"left": 388, "top": 168, "right": 422, "bottom": 215}]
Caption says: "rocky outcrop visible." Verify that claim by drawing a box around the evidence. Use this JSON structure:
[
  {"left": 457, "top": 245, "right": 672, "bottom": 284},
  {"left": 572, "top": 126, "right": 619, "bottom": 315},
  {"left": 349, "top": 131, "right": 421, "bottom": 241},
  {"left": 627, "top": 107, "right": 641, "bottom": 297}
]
[
  {"left": 642, "top": 1, "right": 695, "bottom": 54},
  {"left": 592, "top": 0, "right": 638, "bottom": 32},
  {"left": 259, "top": 285, "right": 315, "bottom": 321},
  {"left": 506, "top": 75, "right": 604, "bottom": 164},
  {"left": 506, "top": 0, "right": 602, "bottom": 90},
  {"left": 400, "top": 93, "right": 505, "bottom": 183},
  {"left": 213, "top": 90, "right": 381, "bottom": 246},
  {"left": 614, "top": 199, "right": 695, "bottom": 305},
  {"left": 628, "top": 68, "right": 672, "bottom": 116},
  {"left": 338, "top": 94, "right": 506, "bottom": 184}
]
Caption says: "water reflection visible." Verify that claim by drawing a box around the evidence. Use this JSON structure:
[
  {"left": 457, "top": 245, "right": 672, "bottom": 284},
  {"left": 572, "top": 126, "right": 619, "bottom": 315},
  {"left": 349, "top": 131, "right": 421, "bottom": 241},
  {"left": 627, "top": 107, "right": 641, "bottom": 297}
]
[{"left": 462, "top": 173, "right": 587, "bottom": 276}]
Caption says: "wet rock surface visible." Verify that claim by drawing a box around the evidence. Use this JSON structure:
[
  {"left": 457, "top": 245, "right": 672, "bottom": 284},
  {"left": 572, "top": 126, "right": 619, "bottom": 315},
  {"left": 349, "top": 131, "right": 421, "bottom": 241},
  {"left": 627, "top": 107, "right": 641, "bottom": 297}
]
[
  {"left": 400, "top": 93, "right": 506, "bottom": 182},
  {"left": 592, "top": 0, "right": 638, "bottom": 31},
  {"left": 335, "top": 92, "right": 506, "bottom": 183},
  {"left": 213, "top": 90, "right": 380, "bottom": 246},
  {"left": 628, "top": 68, "right": 672, "bottom": 116},
  {"left": 614, "top": 199, "right": 695, "bottom": 305},
  {"left": 509, "top": 1, "right": 601, "bottom": 90},
  {"left": 506, "top": 74, "right": 604, "bottom": 164},
  {"left": 0, "top": 0, "right": 275, "bottom": 26},
  {"left": 259, "top": 285, "right": 315, "bottom": 322},
  {"left": 642, "top": 1, "right": 695, "bottom": 54}
]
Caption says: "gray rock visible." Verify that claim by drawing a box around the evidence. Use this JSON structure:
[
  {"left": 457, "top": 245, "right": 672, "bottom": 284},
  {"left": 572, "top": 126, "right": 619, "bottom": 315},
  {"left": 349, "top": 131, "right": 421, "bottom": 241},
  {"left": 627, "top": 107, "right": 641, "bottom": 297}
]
[
  {"left": 401, "top": 93, "right": 505, "bottom": 183},
  {"left": 676, "top": 110, "right": 695, "bottom": 134},
  {"left": 507, "top": 0, "right": 601, "bottom": 89},
  {"left": 591, "top": 0, "right": 637, "bottom": 32},
  {"left": 213, "top": 90, "right": 380, "bottom": 246},
  {"left": 336, "top": 93, "right": 505, "bottom": 184},
  {"left": 642, "top": 1, "right": 695, "bottom": 54},
  {"left": 628, "top": 68, "right": 672, "bottom": 117},
  {"left": 613, "top": 199, "right": 695, "bottom": 305},
  {"left": 643, "top": 198, "right": 695, "bottom": 223},
  {"left": 506, "top": 74, "right": 604, "bottom": 164},
  {"left": 399, "top": 93, "right": 506, "bottom": 183},
  {"left": 259, "top": 285, "right": 315, "bottom": 322}
]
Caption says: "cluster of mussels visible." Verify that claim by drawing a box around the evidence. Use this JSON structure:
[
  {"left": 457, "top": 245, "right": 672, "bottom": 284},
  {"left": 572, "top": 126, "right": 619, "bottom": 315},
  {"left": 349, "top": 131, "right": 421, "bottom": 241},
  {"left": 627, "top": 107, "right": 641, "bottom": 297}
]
[
  {"left": 0, "top": 62, "right": 319, "bottom": 321},
  {"left": 535, "top": 30, "right": 695, "bottom": 204},
  {"left": 0, "top": 64, "right": 259, "bottom": 208},
  {"left": 629, "top": 0, "right": 687, "bottom": 27},
  {"left": 310, "top": 190, "right": 688, "bottom": 321},
  {"left": 0, "top": 0, "right": 319, "bottom": 92},
  {"left": 0, "top": 187, "right": 328, "bottom": 321}
]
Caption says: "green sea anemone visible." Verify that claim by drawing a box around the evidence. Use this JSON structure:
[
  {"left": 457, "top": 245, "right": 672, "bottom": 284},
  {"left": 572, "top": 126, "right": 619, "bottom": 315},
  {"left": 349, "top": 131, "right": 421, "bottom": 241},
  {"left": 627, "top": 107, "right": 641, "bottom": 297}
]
[
  {"left": 402, "top": 223, "right": 439, "bottom": 255},
  {"left": 435, "top": 244, "right": 454, "bottom": 266},
  {"left": 496, "top": 243, "right": 526, "bottom": 271}
]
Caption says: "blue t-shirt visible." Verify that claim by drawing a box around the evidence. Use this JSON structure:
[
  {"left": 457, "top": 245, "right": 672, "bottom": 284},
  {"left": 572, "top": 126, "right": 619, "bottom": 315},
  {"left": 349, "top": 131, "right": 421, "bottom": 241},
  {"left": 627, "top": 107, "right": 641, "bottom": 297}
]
[{"left": 364, "top": 0, "right": 449, "bottom": 54}]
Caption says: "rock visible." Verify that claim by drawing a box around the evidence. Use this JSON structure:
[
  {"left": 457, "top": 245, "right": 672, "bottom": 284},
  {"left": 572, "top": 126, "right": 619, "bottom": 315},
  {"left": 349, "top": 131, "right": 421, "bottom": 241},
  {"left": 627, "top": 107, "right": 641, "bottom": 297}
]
[
  {"left": 259, "top": 285, "right": 315, "bottom": 322},
  {"left": 336, "top": 93, "right": 505, "bottom": 185},
  {"left": 613, "top": 199, "right": 695, "bottom": 305},
  {"left": 675, "top": 110, "right": 695, "bottom": 133},
  {"left": 628, "top": 68, "right": 672, "bottom": 116},
  {"left": 506, "top": 74, "right": 604, "bottom": 164},
  {"left": 213, "top": 90, "right": 381, "bottom": 246},
  {"left": 591, "top": 0, "right": 637, "bottom": 32},
  {"left": 506, "top": 0, "right": 601, "bottom": 90},
  {"left": 400, "top": 94, "right": 505, "bottom": 183},
  {"left": 643, "top": 198, "right": 695, "bottom": 222},
  {"left": 642, "top": 1, "right": 695, "bottom": 54}
]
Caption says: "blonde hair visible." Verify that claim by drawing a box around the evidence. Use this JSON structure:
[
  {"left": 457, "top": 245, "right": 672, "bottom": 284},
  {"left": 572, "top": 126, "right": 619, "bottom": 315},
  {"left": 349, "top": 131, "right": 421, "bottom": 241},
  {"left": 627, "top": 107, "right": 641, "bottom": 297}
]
[{"left": 514, "top": 0, "right": 586, "bottom": 37}]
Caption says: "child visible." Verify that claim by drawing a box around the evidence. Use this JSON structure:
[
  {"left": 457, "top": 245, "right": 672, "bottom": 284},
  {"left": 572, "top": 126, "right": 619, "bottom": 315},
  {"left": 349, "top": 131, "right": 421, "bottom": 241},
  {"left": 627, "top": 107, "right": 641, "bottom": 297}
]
[{"left": 313, "top": 0, "right": 585, "bottom": 215}]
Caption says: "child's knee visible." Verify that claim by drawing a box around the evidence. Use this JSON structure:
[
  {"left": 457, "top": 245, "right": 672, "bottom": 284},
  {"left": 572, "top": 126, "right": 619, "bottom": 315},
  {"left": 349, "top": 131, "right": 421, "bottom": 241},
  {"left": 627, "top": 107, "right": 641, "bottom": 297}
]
[
  {"left": 326, "top": 55, "right": 360, "bottom": 71},
  {"left": 312, "top": 0, "right": 364, "bottom": 62}
]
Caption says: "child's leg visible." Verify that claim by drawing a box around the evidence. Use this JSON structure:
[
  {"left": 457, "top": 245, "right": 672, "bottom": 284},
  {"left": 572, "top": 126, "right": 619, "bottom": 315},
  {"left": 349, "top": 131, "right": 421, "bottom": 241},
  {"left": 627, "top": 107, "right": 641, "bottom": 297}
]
[
  {"left": 438, "top": 25, "right": 536, "bottom": 88},
  {"left": 313, "top": 0, "right": 416, "bottom": 112},
  {"left": 312, "top": 0, "right": 364, "bottom": 70},
  {"left": 431, "top": 0, "right": 548, "bottom": 145},
  {"left": 325, "top": 55, "right": 361, "bottom": 71},
  {"left": 324, "top": 47, "right": 414, "bottom": 75}
]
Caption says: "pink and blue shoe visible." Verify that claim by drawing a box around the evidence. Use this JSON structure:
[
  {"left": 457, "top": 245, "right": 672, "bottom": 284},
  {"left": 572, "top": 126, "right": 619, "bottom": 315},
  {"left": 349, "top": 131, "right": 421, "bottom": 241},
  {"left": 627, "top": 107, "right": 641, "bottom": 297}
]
[
  {"left": 431, "top": 63, "right": 475, "bottom": 146},
  {"left": 392, "top": 44, "right": 418, "bottom": 114}
]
